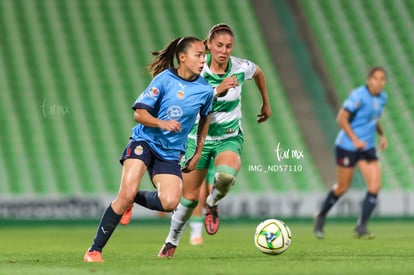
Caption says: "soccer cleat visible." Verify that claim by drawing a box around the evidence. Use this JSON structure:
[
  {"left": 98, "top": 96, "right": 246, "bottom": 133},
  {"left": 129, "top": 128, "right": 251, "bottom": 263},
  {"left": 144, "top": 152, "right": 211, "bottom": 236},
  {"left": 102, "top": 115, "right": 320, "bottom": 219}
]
[
  {"left": 313, "top": 214, "right": 325, "bottom": 239},
  {"left": 120, "top": 205, "right": 133, "bottom": 225},
  {"left": 204, "top": 204, "right": 220, "bottom": 235},
  {"left": 190, "top": 236, "right": 203, "bottom": 246},
  {"left": 83, "top": 250, "right": 104, "bottom": 262},
  {"left": 158, "top": 242, "right": 176, "bottom": 259},
  {"left": 353, "top": 226, "right": 375, "bottom": 239}
]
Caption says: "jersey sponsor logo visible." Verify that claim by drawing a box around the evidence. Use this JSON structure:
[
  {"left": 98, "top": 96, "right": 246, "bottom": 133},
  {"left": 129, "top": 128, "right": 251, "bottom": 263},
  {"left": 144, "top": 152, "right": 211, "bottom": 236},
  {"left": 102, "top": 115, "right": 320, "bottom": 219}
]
[
  {"left": 134, "top": 145, "right": 143, "bottom": 155},
  {"left": 167, "top": 105, "right": 183, "bottom": 120},
  {"left": 149, "top": 87, "right": 160, "bottom": 97}
]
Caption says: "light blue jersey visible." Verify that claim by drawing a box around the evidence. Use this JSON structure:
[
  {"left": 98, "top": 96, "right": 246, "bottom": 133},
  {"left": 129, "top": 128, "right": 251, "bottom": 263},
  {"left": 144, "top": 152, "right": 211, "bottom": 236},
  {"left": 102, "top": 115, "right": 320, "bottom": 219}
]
[
  {"left": 131, "top": 69, "right": 214, "bottom": 160},
  {"left": 335, "top": 85, "right": 387, "bottom": 151}
]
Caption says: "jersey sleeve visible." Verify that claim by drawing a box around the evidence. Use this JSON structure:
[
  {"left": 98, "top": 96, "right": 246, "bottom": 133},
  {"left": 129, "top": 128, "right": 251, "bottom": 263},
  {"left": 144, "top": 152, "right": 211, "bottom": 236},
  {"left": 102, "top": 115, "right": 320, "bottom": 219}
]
[
  {"left": 343, "top": 91, "right": 361, "bottom": 114},
  {"left": 241, "top": 58, "right": 257, "bottom": 80},
  {"left": 199, "top": 86, "right": 214, "bottom": 118},
  {"left": 132, "top": 75, "right": 164, "bottom": 111}
]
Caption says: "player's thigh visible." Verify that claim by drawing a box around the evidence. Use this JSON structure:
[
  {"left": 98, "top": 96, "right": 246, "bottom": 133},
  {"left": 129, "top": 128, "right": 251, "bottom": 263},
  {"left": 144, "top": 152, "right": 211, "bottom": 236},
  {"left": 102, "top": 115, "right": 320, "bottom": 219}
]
[
  {"left": 214, "top": 135, "right": 243, "bottom": 171},
  {"left": 215, "top": 151, "right": 241, "bottom": 171},
  {"left": 114, "top": 159, "right": 147, "bottom": 213},
  {"left": 120, "top": 159, "right": 147, "bottom": 197},
  {"left": 118, "top": 140, "right": 151, "bottom": 201},
  {"left": 334, "top": 166, "right": 354, "bottom": 195},
  {"left": 358, "top": 160, "right": 381, "bottom": 192},
  {"left": 152, "top": 173, "right": 182, "bottom": 207}
]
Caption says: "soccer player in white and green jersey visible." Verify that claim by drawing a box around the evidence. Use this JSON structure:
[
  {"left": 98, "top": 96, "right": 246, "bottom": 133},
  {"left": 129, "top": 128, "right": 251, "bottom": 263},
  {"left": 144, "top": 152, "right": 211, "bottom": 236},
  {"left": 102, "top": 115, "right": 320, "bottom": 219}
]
[{"left": 157, "top": 23, "right": 272, "bottom": 258}]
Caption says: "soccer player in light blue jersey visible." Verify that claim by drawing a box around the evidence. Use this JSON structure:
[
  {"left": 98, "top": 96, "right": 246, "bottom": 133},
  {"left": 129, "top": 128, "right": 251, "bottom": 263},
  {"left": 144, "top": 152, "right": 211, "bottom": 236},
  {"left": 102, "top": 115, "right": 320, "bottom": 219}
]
[
  {"left": 84, "top": 36, "right": 214, "bottom": 262},
  {"left": 314, "top": 66, "right": 388, "bottom": 239}
]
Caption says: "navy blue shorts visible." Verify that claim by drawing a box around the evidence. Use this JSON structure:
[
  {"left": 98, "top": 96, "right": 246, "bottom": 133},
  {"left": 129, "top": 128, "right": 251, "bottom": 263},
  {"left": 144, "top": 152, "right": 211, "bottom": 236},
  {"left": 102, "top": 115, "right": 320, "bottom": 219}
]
[
  {"left": 120, "top": 139, "right": 182, "bottom": 179},
  {"left": 335, "top": 146, "right": 378, "bottom": 167}
]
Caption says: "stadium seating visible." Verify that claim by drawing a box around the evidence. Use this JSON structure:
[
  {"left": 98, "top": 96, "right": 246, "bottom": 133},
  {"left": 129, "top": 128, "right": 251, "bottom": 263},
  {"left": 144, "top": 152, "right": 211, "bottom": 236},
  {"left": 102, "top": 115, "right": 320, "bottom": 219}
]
[{"left": 0, "top": 0, "right": 323, "bottom": 198}]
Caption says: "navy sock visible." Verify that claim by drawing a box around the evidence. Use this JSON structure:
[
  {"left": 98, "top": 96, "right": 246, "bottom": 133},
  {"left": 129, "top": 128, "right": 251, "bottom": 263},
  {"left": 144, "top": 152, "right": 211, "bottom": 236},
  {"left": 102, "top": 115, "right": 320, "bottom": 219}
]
[
  {"left": 357, "top": 192, "right": 377, "bottom": 227},
  {"left": 90, "top": 204, "right": 122, "bottom": 252},
  {"left": 318, "top": 190, "right": 340, "bottom": 217},
  {"left": 134, "top": 191, "right": 165, "bottom": 211}
]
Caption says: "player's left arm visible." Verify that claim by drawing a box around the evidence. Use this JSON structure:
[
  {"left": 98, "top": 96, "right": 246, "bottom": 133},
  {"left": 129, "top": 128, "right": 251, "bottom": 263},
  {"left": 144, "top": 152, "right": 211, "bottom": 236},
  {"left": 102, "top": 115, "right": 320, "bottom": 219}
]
[
  {"left": 253, "top": 65, "right": 272, "bottom": 123},
  {"left": 376, "top": 121, "right": 387, "bottom": 150}
]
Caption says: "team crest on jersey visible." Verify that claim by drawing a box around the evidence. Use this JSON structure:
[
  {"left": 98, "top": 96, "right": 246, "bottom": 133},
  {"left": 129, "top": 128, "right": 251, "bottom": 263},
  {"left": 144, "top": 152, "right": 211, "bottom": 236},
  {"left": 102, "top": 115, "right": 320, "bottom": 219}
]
[
  {"left": 167, "top": 105, "right": 183, "bottom": 120},
  {"left": 134, "top": 145, "right": 143, "bottom": 155},
  {"left": 149, "top": 87, "right": 159, "bottom": 97},
  {"left": 177, "top": 90, "right": 185, "bottom": 99},
  {"left": 343, "top": 156, "right": 350, "bottom": 166}
]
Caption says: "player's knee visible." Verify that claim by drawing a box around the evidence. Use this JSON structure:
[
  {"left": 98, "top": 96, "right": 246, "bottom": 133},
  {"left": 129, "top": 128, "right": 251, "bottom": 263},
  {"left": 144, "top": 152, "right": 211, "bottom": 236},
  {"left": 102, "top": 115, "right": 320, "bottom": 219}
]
[
  {"left": 333, "top": 182, "right": 350, "bottom": 196},
  {"left": 112, "top": 196, "right": 134, "bottom": 214},
  {"left": 182, "top": 186, "right": 202, "bottom": 201},
  {"left": 180, "top": 197, "right": 198, "bottom": 208},
  {"left": 367, "top": 182, "right": 381, "bottom": 194},
  {"left": 159, "top": 194, "right": 180, "bottom": 212},
  {"left": 215, "top": 172, "right": 236, "bottom": 194}
]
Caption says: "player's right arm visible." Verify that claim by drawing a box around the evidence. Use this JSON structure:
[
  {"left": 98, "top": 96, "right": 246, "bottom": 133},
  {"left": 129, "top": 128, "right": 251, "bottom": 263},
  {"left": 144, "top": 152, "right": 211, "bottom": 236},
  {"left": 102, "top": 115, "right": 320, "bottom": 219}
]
[
  {"left": 134, "top": 108, "right": 181, "bottom": 132},
  {"left": 336, "top": 108, "right": 366, "bottom": 150},
  {"left": 132, "top": 73, "right": 181, "bottom": 132}
]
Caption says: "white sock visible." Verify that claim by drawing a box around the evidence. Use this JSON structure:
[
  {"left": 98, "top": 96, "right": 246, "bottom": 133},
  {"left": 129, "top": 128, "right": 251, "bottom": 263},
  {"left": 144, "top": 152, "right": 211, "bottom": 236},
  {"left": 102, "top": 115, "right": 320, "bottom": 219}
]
[
  {"left": 189, "top": 220, "right": 203, "bottom": 240},
  {"left": 165, "top": 202, "right": 194, "bottom": 246}
]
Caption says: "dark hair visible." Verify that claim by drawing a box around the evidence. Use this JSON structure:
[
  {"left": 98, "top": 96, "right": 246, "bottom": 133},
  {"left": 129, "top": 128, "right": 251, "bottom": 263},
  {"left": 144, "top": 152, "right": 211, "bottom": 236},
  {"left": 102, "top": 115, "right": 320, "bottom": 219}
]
[
  {"left": 204, "top": 23, "right": 234, "bottom": 50},
  {"left": 147, "top": 36, "right": 202, "bottom": 77},
  {"left": 367, "top": 66, "right": 387, "bottom": 79}
]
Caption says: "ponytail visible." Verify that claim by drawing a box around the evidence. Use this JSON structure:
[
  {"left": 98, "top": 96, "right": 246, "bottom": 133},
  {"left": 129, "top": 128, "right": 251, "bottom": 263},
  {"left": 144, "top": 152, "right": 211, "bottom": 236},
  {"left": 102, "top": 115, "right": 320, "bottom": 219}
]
[
  {"left": 147, "top": 36, "right": 202, "bottom": 77},
  {"left": 147, "top": 38, "right": 181, "bottom": 78}
]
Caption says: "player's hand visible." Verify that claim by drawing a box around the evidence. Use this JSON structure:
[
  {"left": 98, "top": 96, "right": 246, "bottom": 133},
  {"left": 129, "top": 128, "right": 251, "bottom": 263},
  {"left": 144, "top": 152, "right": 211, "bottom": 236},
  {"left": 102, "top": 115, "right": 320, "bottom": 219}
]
[
  {"left": 216, "top": 76, "right": 238, "bottom": 97},
  {"left": 257, "top": 103, "right": 272, "bottom": 123},
  {"left": 379, "top": 135, "right": 388, "bottom": 150},
  {"left": 181, "top": 154, "right": 201, "bottom": 173},
  {"left": 159, "top": 120, "right": 181, "bottom": 132},
  {"left": 353, "top": 139, "right": 367, "bottom": 150}
]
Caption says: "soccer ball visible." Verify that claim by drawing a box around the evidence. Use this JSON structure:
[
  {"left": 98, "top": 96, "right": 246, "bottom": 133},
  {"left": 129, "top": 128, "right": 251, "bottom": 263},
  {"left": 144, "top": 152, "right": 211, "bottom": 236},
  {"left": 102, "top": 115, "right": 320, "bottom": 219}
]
[{"left": 254, "top": 219, "right": 292, "bottom": 255}]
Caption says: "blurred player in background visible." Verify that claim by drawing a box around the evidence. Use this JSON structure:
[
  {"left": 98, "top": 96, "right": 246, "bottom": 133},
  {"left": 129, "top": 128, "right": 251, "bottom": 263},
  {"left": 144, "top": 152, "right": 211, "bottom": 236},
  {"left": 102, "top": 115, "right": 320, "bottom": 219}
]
[
  {"left": 314, "top": 66, "right": 388, "bottom": 239},
  {"left": 157, "top": 23, "right": 272, "bottom": 258},
  {"left": 83, "top": 36, "right": 213, "bottom": 262}
]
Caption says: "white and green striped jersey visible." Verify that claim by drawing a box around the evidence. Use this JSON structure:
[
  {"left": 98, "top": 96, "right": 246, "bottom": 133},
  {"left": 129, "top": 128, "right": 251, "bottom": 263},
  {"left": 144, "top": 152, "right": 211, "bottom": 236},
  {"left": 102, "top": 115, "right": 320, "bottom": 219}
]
[{"left": 188, "top": 54, "right": 257, "bottom": 141}]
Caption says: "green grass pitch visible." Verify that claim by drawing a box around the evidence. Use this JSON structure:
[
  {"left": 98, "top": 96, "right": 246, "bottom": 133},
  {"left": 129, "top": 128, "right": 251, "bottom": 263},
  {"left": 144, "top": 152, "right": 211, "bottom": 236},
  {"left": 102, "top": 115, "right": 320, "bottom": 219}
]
[{"left": 1, "top": 219, "right": 413, "bottom": 275}]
